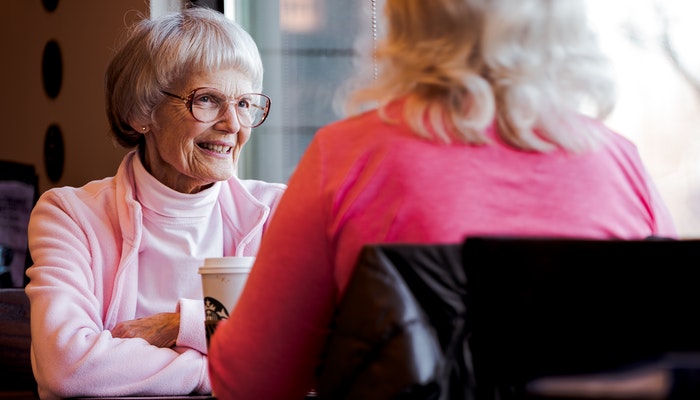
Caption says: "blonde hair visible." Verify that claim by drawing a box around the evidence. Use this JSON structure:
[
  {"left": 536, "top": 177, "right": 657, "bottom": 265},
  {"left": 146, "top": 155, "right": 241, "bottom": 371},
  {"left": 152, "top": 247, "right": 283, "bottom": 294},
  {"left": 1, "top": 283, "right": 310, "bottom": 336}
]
[
  {"left": 343, "top": 0, "right": 615, "bottom": 152},
  {"left": 105, "top": 7, "right": 263, "bottom": 148}
]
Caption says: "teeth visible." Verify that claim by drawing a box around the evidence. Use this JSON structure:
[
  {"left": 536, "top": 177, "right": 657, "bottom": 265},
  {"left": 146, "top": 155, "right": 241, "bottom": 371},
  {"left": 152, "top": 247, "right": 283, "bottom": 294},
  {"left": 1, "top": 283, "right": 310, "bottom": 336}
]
[{"left": 200, "top": 143, "right": 232, "bottom": 154}]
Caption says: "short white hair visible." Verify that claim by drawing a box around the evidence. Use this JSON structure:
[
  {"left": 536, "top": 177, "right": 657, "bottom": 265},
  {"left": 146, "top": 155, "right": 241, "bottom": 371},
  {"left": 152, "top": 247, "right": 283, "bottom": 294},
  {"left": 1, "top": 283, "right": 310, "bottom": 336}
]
[{"left": 106, "top": 7, "right": 264, "bottom": 148}]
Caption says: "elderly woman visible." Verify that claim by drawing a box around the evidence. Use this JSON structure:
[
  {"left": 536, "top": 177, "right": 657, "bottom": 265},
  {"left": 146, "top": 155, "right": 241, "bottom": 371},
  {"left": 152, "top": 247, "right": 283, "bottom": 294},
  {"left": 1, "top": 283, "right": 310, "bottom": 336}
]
[
  {"left": 208, "top": 0, "right": 677, "bottom": 398},
  {"left": 25, "top": 7, "right": 284, "bottom": 399}
]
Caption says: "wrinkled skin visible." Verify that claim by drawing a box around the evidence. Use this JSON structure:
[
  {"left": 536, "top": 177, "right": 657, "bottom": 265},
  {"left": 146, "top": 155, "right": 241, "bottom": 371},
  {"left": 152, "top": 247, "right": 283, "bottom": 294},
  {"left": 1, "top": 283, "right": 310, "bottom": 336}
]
[
  {"left": 111, "top": 68, "right": 255, "bottom": 346},
  {"left": 112, "top": 312, "right": 181, "bottom": 348},
  {"left": 137, "top": 68, "right": 253, "bottom": 194}
]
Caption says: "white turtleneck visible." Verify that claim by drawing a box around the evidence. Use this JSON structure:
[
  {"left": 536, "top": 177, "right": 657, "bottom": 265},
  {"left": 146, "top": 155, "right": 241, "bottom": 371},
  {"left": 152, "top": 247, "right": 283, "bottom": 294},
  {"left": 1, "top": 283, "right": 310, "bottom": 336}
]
[{"left": 132, "top": 155, "right": 224, "bottom": 318}]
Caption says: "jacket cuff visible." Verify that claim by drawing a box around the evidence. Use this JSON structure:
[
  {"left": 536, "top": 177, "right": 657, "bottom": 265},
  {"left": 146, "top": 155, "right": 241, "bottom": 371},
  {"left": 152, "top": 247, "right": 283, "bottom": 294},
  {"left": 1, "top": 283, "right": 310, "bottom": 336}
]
[{"left": 176, "top": 298, "right": 208, "bottom": 354}]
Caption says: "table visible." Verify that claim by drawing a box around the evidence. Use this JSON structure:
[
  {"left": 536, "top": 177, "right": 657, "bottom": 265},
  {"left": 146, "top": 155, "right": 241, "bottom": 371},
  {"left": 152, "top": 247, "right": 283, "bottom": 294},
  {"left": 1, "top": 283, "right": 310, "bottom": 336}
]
[{"left": 70, "top": 396, "right": 215, "bottom": 400}]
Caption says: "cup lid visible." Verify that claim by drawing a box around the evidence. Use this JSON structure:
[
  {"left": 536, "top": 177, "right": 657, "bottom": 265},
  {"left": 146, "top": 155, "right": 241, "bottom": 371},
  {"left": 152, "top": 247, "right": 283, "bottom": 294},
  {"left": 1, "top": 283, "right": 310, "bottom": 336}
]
[
  {"left": 203, "top": 256, "right": 255, "bottom": 267},
  {"left": 198, "top": 266, "right": 251, "bottom": 275},
  {"left": 198, "top": 256, "right": 255, "bottom": 275}
]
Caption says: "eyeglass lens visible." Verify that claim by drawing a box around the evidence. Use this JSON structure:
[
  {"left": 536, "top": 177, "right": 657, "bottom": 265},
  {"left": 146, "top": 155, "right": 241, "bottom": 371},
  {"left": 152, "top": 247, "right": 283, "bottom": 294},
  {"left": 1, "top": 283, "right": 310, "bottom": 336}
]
[{"left": 190, "top": 89, "right": 268, "bottom": 127}]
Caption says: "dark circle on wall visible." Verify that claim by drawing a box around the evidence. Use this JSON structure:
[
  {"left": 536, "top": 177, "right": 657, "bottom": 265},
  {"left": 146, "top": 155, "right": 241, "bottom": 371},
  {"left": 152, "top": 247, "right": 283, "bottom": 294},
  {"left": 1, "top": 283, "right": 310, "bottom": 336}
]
[
  {"left": 41, "top": 0, "right": 59, "bottom": 12},
  {"left": 44, "top": 124, "right": 65, "bottom": 182},
  {"left": 42, "top": 40, "right": 63, "bottom": 99}
]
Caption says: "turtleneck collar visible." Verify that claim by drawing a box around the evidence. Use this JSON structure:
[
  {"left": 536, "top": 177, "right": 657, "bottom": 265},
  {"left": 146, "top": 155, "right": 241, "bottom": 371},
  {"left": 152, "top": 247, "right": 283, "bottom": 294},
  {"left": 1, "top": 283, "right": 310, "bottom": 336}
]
[{"left": 132, "top": 153, "right": 221, "bottom": 218}]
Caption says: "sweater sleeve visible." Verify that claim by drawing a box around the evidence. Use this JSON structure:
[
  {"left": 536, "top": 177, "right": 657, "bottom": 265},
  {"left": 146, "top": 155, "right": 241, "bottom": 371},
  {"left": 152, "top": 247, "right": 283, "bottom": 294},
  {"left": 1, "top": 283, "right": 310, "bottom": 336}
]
[
  {"left": 177, "top": 298, "right": 208, "bottom": 354},
  {"left": 208, "top": 135, "right": 338, "bottom": 399},
  {"left": 646, "top": 177, "right": 678, "bottom": 238},
  {"left": 26, "top": 189, "right": 210, "bottom": 399}
]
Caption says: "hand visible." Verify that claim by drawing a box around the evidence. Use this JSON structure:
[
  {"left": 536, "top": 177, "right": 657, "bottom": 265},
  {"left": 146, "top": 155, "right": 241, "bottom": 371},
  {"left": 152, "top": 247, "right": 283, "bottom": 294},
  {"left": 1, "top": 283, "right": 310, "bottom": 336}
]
[{"left": 111, "top": 312, "right": 180, "bottom": 348}]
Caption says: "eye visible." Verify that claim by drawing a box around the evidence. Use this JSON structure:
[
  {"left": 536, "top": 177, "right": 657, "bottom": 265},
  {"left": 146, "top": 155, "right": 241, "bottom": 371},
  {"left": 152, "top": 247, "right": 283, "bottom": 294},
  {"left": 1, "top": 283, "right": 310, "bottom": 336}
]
[
  {"left": 193, "top": 91, "right": 224, "bottom": 109},
  {"left": 237, "top": 98, "right": 252, "bottom": 109}
]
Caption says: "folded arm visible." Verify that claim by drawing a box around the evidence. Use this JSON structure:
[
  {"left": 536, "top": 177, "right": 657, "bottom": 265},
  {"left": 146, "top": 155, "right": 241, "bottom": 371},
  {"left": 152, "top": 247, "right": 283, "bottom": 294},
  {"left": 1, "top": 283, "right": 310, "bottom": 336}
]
[{"left": 26, "top": 190, "right": 210, "bottom": 399}]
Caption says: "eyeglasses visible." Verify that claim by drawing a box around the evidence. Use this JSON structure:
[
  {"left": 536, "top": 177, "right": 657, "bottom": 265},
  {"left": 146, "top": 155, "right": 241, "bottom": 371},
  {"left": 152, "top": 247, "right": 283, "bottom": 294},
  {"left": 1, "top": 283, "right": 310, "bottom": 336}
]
[{"left": 162, "top": 87, "right": 271, "bottom": 128}]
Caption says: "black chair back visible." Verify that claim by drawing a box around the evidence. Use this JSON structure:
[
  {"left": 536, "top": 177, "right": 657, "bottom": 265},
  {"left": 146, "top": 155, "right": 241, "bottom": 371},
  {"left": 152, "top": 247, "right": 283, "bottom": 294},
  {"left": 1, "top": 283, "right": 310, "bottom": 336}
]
[
  {"left": 318, "top": 237, "right": 700, "bottom": 400},
  {"left": 0, "top": 287, "right": 37, "bottom": 398},
  {"left": 0, "top": 160, "right": 38, "bottom": 288},
  {"left": 463, "top": 236, "right": 700, "bottom": 399}
]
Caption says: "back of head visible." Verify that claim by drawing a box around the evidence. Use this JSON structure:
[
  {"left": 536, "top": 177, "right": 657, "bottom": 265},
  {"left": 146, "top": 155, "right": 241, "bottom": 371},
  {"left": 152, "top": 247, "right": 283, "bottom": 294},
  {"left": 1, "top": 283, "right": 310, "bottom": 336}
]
[
  {"left": 105, "top": 6, "right": 264, "bottom": 148},
  {"left": 344, "top": 0, "right": 615, "bottom": 152}
]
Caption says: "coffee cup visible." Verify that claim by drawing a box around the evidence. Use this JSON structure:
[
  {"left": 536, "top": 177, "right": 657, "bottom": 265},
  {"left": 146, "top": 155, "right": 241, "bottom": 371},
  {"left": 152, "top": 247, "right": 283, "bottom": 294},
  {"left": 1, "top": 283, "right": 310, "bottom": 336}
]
[{"left": 198, "top": 256, "right": 255, "bottom": 344}]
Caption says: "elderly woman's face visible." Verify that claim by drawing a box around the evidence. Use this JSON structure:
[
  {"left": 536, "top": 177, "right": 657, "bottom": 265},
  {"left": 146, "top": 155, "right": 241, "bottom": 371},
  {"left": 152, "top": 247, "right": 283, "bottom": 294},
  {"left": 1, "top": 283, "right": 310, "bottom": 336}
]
[{"left": 142, "top": 68, "right": 254, "bottom": 194}]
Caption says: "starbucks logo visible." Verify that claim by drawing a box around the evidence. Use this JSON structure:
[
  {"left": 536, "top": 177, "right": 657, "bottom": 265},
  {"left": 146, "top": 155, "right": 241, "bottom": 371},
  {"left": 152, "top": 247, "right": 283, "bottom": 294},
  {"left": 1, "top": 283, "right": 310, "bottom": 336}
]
[{"left": 204, "top": 297, "right": 229, "bottom": 321}]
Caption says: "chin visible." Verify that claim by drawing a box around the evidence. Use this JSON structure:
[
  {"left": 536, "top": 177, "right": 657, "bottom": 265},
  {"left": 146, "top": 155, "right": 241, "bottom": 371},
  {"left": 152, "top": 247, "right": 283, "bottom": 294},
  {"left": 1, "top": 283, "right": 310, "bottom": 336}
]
[{"left": 215, "top": 170, "right": 236, "bottom": 182}]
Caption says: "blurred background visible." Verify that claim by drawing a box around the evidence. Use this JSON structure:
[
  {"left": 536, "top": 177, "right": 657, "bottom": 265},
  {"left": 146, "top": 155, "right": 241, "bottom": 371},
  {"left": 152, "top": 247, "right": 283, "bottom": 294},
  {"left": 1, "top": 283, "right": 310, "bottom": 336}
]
[{"left": 1, "top": 0, "right": 699, "bottom": 237}]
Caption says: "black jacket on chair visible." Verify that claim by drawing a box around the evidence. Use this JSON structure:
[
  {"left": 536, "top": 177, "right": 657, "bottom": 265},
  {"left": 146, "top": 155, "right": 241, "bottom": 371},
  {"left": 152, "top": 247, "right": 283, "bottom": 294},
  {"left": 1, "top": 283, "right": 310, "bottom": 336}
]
[{"left": 316, "top": 243, "right": 476, "bottom": 400}]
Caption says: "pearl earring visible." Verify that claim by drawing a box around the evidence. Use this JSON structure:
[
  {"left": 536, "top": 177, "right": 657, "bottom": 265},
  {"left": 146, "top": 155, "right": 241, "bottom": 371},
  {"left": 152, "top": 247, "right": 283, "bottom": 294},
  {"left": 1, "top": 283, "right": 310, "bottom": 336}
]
[{"left": 141, "top": 127, "right": 147, "bottom": 132}]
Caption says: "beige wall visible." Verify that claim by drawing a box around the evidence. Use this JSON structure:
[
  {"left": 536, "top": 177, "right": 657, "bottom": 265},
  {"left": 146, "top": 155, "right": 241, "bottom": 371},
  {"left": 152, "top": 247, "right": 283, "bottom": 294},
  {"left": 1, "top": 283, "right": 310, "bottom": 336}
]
[{"left": 0, "top": 0, "right": 150, "bottom": 194}]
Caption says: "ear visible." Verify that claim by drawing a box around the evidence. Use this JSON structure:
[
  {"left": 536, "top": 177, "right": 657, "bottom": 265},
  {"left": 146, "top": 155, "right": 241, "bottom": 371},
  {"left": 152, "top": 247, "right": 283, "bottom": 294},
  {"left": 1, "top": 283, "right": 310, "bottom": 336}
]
[{"left": 129, "top": 118, "right": 150, "bottom": 134}]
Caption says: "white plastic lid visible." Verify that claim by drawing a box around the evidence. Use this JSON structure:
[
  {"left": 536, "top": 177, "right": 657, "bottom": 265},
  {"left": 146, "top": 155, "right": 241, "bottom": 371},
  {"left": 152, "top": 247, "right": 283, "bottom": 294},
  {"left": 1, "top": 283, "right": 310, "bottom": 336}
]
[
  {"left": 198, "top": 256, "right": 255, "bottom": 275},
  {"left": 203, "top": 256, "right": 255, "bottom": 267}
]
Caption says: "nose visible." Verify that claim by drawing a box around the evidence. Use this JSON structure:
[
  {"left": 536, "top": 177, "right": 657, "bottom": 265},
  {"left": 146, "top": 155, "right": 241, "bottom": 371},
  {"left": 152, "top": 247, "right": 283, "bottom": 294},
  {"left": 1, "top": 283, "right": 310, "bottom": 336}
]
[{"left": 215, "top": 103, "right": 242, "bottom": 133}]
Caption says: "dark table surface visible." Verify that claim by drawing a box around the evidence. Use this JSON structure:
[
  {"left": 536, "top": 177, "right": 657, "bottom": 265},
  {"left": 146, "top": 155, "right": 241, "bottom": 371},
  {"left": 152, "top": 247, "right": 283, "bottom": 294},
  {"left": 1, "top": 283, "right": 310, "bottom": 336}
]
[{"left": 70, "top": 396, "right": 215, "bottom": 400}]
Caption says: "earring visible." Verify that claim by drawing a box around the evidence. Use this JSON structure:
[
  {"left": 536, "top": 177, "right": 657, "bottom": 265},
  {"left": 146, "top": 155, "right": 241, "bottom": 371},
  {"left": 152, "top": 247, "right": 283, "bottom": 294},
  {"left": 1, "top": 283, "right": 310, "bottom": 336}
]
[{"left": 141, "top": 127, "right": 147, "bottom": 132}]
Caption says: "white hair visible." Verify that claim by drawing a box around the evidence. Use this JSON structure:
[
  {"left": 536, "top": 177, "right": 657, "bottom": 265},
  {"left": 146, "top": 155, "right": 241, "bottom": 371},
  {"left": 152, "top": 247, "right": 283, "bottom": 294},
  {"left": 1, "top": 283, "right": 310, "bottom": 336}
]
[{"left": 106, "top": 7, "right": 264, "bottom": 148}]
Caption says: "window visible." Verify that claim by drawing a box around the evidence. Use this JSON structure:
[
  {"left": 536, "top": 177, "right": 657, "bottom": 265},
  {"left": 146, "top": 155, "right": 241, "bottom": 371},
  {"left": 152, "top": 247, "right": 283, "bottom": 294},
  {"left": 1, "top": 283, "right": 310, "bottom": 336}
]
[
  {"left": 200, "top": 0, "right": 700, "bottom": 237},
  {"left": 585, "top": 0, "right": 700, "bottom": 237},
  {"left": 232, "top": 0, "right": 379, "bottom": 183}
]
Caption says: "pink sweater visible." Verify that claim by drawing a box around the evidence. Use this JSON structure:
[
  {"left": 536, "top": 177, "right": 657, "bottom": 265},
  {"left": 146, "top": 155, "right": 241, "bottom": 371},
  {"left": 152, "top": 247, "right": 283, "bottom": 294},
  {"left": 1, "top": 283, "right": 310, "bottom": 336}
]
[
  {"left": 208, "top": 107, "right": 677, "bottom": 399},
  {"left": 25, "top": 151, "right": 285, "bottom": 399}
]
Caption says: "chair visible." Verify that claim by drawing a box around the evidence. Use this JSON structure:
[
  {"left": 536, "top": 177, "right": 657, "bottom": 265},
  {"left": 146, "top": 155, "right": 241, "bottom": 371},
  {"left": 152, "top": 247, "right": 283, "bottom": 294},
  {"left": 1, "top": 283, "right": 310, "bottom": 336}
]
[
  {"left": 0, "top": 160, "right": 39, "bottom": 288},
  {"left": 316, "top": 243, "right": 474, "bottom": 400},
  {"left": 0, "top": 287, "right": 37, "bottom": 399},
  {"left": 462, "top": 236, "right": 700, "bottom": 400},
  {"left": 318, "top": 237, "right": 700, "bottom": 400}
]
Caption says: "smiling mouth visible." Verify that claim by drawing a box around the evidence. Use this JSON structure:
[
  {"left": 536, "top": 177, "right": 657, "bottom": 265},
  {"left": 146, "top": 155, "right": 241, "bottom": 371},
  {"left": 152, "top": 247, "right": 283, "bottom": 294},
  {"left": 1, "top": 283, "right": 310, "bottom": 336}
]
[{"left": 198, "top": 143, "right": 233, "bottom": 154}]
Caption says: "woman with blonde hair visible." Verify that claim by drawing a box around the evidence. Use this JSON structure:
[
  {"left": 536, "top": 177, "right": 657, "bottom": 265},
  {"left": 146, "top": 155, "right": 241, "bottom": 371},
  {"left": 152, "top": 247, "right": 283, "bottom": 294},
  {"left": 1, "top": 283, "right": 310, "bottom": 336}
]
[{"left": 209, "top": 1, "right": 676, "bottom": 398}]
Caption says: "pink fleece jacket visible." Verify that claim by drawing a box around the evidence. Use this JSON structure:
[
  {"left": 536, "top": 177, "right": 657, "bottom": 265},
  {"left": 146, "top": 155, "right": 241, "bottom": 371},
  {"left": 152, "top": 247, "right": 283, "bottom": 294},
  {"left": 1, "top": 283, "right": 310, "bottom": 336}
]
[
  {"left": 208, "top": 107, "right": 677, "bottom": 399},
  {"left": 25, "top": 150, "right": 285, "bottom": 399}
]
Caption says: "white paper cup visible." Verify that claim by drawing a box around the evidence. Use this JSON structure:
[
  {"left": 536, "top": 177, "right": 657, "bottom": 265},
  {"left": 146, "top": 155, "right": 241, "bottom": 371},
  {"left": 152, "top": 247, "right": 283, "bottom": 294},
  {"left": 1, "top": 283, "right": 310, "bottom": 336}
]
[{"left": 199, "top": 256, "right": 254, "bottom": 344}]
